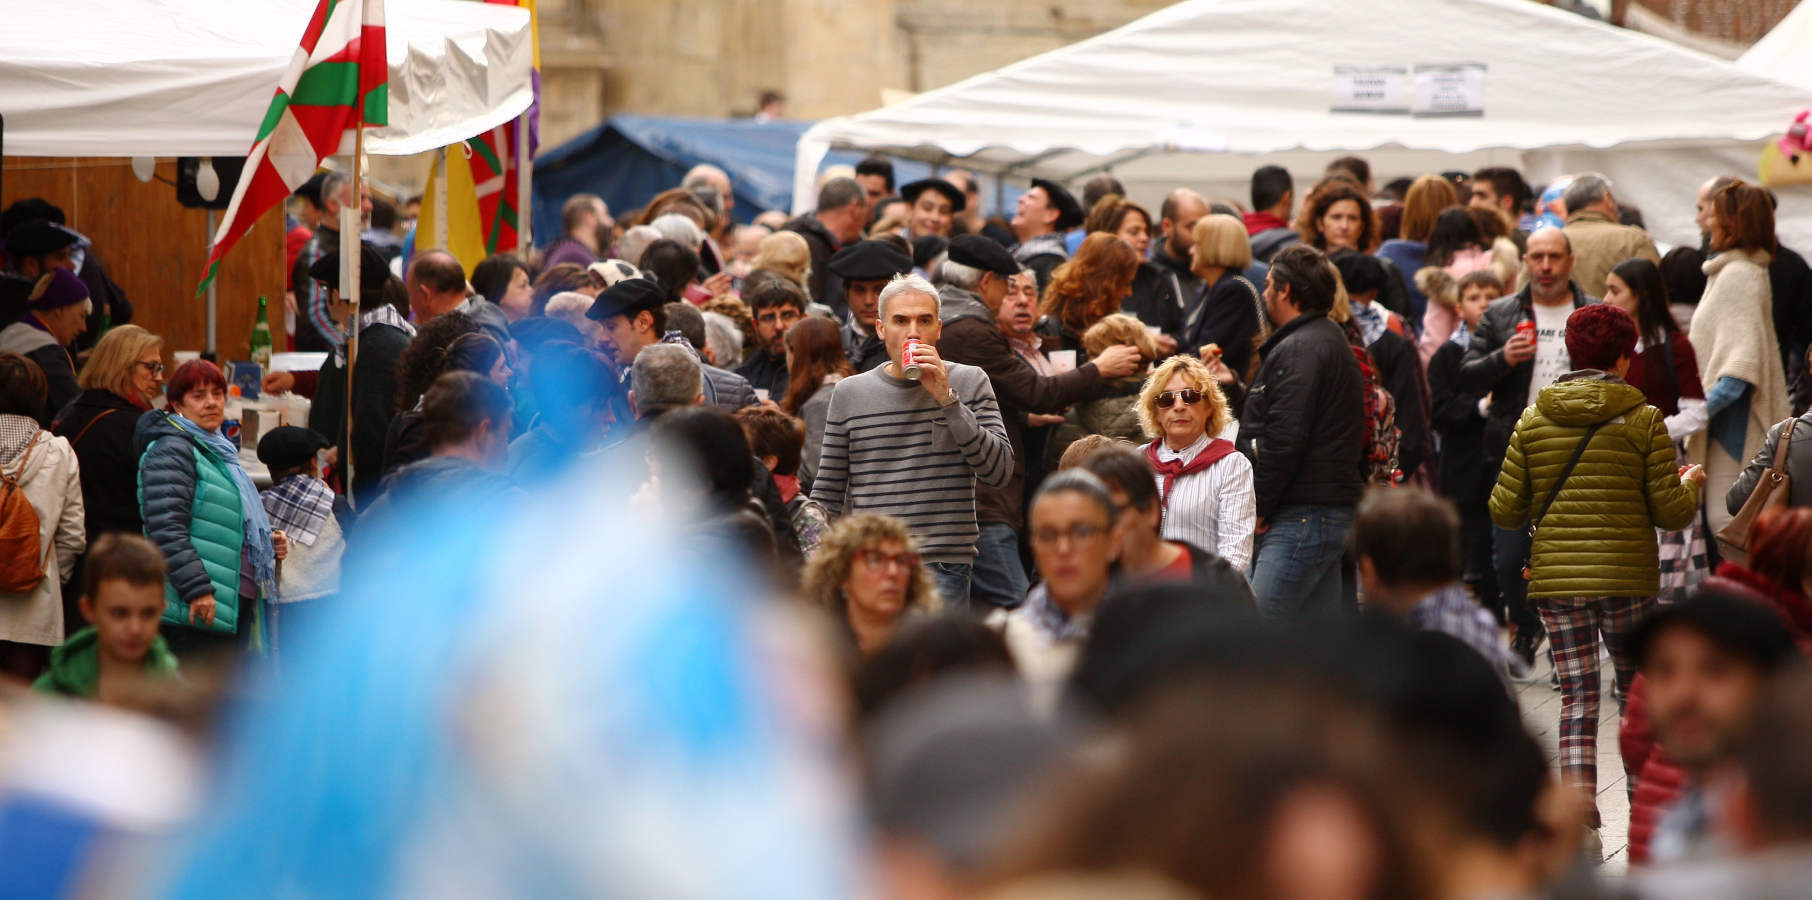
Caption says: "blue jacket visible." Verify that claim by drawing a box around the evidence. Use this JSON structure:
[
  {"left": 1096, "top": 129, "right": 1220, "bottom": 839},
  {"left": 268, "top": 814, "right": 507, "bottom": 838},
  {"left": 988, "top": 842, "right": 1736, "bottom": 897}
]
[{"left": 136, "top": 411, "right": 246, "bottom": 633}]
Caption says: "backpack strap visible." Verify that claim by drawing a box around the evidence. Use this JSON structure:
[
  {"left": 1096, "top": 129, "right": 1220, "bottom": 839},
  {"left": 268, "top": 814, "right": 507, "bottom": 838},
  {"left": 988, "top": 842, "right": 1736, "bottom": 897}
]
[{"left": 67, "top": 408, "right": 119, "bottom": 449}]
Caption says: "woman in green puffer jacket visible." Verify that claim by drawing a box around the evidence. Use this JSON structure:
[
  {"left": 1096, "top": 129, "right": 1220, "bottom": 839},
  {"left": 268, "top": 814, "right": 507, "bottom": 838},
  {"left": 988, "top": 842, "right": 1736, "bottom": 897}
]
[{"left": 1489, "top": 304, "right": 1705, "bottom": 842}]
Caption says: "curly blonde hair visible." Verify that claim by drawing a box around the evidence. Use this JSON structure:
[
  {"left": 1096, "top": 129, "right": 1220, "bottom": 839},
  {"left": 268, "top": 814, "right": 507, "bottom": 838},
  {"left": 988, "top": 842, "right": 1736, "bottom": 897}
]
[
  {"left": 751, "top": 231, "right": 813, "bottom": 294},
  {"left": 1081, "top": 313, "right": 1158, "bottom": 360},
  {"left": 801, "top": 513, "right": 941, "bottom": 623},
  {"left": 1135, "top": 355, "right": 1231, "bottom": 442}
]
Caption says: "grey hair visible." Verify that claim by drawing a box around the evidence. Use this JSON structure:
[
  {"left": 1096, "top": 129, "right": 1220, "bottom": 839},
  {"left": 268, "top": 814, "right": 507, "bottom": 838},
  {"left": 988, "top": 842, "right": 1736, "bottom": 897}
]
[
  {"left": 543, "top": 291, "right": 594, "bottom": 324},
  {"left": 1032, "top": 468, "right": 1118, "bottom": 522},
  {"left": 816, "top": 176, "right": 865, "bottom": 214},
  {"left": 321, "top": 170, "right": 352, "bottom": 209},
  {"left": 702, "top": 311, "right": 744, "bottom": 370},
  {"left": 1561, "top": 173, "right": 1612, "bottom": 216},
  {"left": 631, "top": 343, "right": 704, "bottom": 410},
  {"left": 650, "top": 213, "right": 703, "bottom": 249},
  {"left": 877, "top": 273, "right": 940, "bottom": 319},
  {"left": 617, "top": 224, "right": 663, "bottom": 268},
  {"left": 937, "top": 258, "right": 984, "bottom": 291}
]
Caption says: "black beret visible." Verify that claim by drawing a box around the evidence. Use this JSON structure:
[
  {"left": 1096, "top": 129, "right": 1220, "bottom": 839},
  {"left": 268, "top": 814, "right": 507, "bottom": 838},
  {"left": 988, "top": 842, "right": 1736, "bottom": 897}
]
[
  {"left": 1629, "top": 591, "right": 1801, "bottom": 672},
  {"left": 827, "top": 239, "right": 913, "bottom": 283},
  {"left": 900, "top": 178, "right": 966, "bottom": 213},
  {"left": 294, "top": 172, "right": 330, "bottom": 208},
  {"left": 947, "top": 234, "right": 1019, "bottom": 276},
  {"left": 912, "top": 235, "right": 948, "bottom": 270},
  {"left": 256, "top": 425, "right": 331, "bottom": 473},
  {"left": 3, "top": 220, "right": 79, "bottom": 260},
  {"left": 2, "top": 198, "right": 65, "bottom": 235},
  {"left": 308, "top": 241, "right": 392, "bottom": 291},
  {"left": 1031, "top": 178, "right": 1084, "bottom": 231},
  {"left": 586, "top": 276, "right": 668, "bottom": 321}
]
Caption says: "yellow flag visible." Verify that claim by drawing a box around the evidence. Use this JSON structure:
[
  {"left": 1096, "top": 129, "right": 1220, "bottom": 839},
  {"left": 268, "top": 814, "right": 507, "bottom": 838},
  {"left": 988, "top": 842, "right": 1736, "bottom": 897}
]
[{"left": 416, "top": 146, "right": 489, "bottom": 275}]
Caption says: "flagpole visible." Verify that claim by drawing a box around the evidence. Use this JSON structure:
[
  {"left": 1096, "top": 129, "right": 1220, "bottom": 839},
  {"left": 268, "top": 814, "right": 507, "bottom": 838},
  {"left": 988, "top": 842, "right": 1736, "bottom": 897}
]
[
  {"left": 516, "top": 113, "right": 532, "bottom": 255},
  {"left": 341, "top": 116, "right": 365, "bottom": 507}
]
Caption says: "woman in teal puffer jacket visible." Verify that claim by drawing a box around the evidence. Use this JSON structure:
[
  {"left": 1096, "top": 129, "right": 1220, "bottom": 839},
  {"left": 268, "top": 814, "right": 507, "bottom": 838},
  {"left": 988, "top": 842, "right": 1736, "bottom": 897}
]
[{"left": 137, "top": 360, "right": 286, "bottom": 657}]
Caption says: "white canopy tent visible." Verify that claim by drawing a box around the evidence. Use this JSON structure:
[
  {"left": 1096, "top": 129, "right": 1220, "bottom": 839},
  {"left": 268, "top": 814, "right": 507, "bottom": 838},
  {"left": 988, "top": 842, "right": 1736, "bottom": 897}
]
[
  {"left": 1739, "top": 1, "right": 1812, "bottom": 93},
  {"left": 797, "top": 0, "right": 1812, "bottom": 251},
  {"left": 0, "top": 0, "right": 533, "bottom": 158}
]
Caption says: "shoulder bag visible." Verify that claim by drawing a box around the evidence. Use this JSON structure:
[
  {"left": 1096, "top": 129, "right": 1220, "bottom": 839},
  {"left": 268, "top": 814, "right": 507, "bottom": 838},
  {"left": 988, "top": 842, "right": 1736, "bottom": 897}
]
[
  {"left": 1718, "top": 418, "right": 1798, "bottom": 552},
  {"left": 1523, "top": 423, "right": 1602, "bottom": 580}
]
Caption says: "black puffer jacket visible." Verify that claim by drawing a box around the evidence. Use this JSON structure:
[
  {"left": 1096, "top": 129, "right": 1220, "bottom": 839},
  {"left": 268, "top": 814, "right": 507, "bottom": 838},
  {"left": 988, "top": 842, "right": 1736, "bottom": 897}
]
[
  {"left": 1456, "top": 282, "right": 1596, "bottom": 466},
  {"left": 1235, "top": 313, "right": 1366, "bottom": 519}
]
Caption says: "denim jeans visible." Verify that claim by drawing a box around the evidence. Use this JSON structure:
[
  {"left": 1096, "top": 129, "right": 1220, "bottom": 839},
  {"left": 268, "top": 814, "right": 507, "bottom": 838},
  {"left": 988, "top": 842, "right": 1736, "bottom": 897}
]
[
  {"left": 970, "top": 523, "right": 1030, "bottom": 610},
  {"left": 928, "top": 562, "right": 974, "bottom": 615},
  {"left": 1247, "top": 505, "right": 1355, "bottom": 620},
  {"left": 1491, "top": 523, "right": 1544, "bottom": 640}
]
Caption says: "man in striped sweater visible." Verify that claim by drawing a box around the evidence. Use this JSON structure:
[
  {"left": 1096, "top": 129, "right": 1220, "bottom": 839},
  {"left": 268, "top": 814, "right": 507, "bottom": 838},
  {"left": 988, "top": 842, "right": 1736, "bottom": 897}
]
[{"left": 811, "top": 274, "right": 1013, "bottom": 611}]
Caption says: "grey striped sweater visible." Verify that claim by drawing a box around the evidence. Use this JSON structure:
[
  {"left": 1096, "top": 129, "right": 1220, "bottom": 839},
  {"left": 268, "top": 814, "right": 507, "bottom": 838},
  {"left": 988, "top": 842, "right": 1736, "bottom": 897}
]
[{"left": 810, "top": 362, "right": 1012, "bottom": 564}]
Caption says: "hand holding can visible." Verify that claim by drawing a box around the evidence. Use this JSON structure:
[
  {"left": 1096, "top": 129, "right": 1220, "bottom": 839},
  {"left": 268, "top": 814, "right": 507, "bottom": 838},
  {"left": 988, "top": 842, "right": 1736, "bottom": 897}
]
[{"left": 902, "top": 337, "right": 924, "bottom": 381}]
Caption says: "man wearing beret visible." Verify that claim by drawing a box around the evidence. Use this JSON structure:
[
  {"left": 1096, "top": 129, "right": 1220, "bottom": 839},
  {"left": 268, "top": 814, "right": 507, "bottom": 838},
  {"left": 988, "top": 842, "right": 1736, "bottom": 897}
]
[
  {"left": 0, "top": 268, "right": 91, "bottom": 424},
  {"left": 900, "top": 178, "right": 963, "bottom": 241},
  {"left": 828, "top": 239, "right": 913, "bottom": 373},
  {"left": 2, "top": 199, "right": 133, "bottom": 354},
  {"left": 587, "top": 276, "right": 752, "bottom": 412},
  {"left": 305, "top": 241, "right": 415, "bottom": 508},
  {"left": 935, "top": 234, "right": 1143, "bottom": 608},
  {"left": 0, "top": 220, "right": 80, "bottom": 333},
  {"left": 1010, "top": 178, "right": 1084, "bottom": 295},
  {"left": 291, "top": 171, "right": 372, "bottom": 354}
]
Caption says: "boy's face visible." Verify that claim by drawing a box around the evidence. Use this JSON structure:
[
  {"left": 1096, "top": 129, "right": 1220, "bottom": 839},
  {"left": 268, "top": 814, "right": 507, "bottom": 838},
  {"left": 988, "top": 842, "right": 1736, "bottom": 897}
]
[
  {"left": 1458, "top": 285, "right": 1495, "bottom": 329},
  {"left": 81, "top": 579, "right": 166, "bottom": 664}
]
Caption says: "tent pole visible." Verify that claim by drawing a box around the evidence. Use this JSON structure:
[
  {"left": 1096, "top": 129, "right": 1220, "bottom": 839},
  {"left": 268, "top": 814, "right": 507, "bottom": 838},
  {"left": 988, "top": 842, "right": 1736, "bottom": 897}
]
[
  {"left": 342, "top": 119, "right": 365, "bottom": 506},
  {"left": 516, "top": 114, "right": 532, "bottom": 254},
  {"left": 205, "top": 209, "right": 218, "bottom": 356}
]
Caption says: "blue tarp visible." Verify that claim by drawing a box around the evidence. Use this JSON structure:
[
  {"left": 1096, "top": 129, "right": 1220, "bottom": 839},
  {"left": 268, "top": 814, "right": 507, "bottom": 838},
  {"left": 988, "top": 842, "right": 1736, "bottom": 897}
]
[{"left": 530, "top": 115, "right": 936, "bottom": 245}]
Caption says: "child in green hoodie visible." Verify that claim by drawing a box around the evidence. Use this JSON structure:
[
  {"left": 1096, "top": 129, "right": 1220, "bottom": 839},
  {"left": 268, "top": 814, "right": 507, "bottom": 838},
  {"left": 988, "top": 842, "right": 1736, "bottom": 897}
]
[{"left": 33, "top": 533, "right": 179, "bottom": 704}]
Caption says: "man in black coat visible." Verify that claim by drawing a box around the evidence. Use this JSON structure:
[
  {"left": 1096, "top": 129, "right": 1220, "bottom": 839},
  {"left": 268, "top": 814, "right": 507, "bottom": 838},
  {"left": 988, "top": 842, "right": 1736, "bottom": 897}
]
[
  {"left": 783, "top": 177, "right": 868, "bottom": 320},
  {"left": 306, "top": 242, "right": 414, "bottom": 510},
  {"left": 1235, "top": 245, "right": 1365, "bottom": 621}
]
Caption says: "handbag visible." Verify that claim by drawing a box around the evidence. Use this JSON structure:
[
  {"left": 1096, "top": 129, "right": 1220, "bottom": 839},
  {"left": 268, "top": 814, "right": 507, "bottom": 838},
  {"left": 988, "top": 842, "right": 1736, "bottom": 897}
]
[
  {"left": 1524, "top": 423, "right": 1602, "bottom": 580},
  {"left": 1717, "top": 418, "right": 1797, "bottom": 552}
]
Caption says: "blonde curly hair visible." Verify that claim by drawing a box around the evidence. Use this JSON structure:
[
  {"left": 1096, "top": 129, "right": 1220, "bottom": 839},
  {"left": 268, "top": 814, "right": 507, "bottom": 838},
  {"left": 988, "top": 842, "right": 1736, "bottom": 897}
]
[
  {"left": 1135, "top": 355, "right": 1231, "bottom": 442},
  {"left": 801, "top": 513, "right": 941, "bottom": 625}
]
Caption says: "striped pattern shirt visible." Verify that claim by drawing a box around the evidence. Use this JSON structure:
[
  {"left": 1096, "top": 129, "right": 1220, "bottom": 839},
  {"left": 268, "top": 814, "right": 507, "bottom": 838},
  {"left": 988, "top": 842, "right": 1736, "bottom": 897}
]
[
  {"left": 1144, "top": 432, "right": 1257, "bottom": 572},
  {"left": 812, "top": 362, "right": 1012, "bottom": 564}
]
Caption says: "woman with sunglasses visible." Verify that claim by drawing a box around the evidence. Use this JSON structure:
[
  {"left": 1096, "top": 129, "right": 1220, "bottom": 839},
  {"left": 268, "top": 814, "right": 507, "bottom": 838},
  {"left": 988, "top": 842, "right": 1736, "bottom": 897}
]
[
  {"left": 53, "top": 325, "right": 166, "bottom": 549},
  {"left": 1132, "top": 356, "right": 1255, "bottom": 572},
  {"left": 803, "top": 513, "right": 941, "bottom": 655},
  {"left": 997, "top": 469, "right": 1125, "bottom": 699}
]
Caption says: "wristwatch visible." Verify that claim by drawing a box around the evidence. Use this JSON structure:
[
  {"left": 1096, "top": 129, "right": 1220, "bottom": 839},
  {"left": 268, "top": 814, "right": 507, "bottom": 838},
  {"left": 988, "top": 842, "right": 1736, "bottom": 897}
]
[{"left": 937, "top": 389, "right": 959, "bottom": 407}]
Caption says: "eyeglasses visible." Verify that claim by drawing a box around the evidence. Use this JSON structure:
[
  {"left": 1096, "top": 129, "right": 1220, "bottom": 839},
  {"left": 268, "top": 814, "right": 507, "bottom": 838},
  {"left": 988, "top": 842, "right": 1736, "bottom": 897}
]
[
  {"left": 1031, "top": 522, "right": 1110, "bottom": 548},
  {"left": 1155, "top": 389, "right": 1202, "bottom": 409},
  {"left": 856, "top": 549, "right": 918, "bottom": 571},
  {"left": 135, "top": 361, "right": 167, "bottom": 376}
]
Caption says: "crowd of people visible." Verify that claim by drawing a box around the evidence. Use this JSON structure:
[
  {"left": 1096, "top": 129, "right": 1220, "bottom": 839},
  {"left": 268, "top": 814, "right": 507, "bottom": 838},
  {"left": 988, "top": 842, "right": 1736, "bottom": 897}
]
[{"left": 3, "top": 152, "right": 1812, "bottom": 896}]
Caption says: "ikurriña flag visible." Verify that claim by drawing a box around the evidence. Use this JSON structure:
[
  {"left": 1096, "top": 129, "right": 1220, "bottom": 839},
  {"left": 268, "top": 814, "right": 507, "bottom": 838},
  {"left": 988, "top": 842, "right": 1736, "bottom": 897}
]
[{"left": 197, "top": 0, "right": 387, "bottom": 296}]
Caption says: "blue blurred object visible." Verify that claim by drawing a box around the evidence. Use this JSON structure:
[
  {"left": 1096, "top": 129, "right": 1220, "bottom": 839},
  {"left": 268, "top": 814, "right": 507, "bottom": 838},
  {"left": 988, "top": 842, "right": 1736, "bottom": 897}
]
[{"left": 149, "top": 458, "right": 862, "bottom": 898}]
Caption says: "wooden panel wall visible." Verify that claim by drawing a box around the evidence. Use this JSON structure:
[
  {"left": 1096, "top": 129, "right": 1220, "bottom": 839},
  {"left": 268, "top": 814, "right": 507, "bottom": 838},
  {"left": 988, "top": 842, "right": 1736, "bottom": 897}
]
[{"left": 1, "top": 157, "right": 287, "bottom": 364}]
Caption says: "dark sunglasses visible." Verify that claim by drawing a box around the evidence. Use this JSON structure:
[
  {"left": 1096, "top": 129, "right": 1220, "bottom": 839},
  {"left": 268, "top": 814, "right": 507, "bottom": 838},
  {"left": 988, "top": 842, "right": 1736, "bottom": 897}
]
[{"left": 1155, "top": 389, "right": 1202, "bottom": 409}]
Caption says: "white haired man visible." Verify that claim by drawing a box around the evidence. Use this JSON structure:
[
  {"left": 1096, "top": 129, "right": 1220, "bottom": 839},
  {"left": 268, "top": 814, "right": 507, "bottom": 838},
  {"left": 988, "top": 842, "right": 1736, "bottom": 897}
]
[{"left": 811, "top": 274, "right": 1013, "bottom": 609}]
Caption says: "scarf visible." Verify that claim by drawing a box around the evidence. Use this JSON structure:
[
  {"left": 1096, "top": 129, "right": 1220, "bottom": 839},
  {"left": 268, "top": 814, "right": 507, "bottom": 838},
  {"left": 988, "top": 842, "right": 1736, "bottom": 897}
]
[
  {"left": 333, "top": 305, "right": 419, "bottom": 365},
  {"left": 1449, "top": 320, "right": 1472, "bottom": 349},
  {"left": 773, "top": 473, "right": 801, "bottom": 505},
  {"left": 263, "top": 473, "right": 334, "bottom": 547},
  {"left": 169, "top": 413, "right": 276, "bottom": 598},
  {"left": 1350, "top": 300, "right": 1387, "bottom": 346},
  {"left": 1145, "top": 436, "right": 1238, "bottom": 510},
  {"left": 0, "top": 414, "right": 38, "bottom": 464}
]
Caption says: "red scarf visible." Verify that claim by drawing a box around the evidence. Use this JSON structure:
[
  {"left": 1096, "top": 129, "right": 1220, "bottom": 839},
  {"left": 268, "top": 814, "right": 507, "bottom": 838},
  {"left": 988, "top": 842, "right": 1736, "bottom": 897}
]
[
  {"left": 1146, "top": 438, "right": 1238, "bottom": 510},
  {"left": 773, "top": 473, "right": 800, "bottom": 504}
]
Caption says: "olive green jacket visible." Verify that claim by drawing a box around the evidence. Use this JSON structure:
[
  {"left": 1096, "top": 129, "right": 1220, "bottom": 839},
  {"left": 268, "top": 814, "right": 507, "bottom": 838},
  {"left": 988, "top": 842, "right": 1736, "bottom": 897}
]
[{"left": 1490, "top": 371, "right": 1701, "bottom": 600}]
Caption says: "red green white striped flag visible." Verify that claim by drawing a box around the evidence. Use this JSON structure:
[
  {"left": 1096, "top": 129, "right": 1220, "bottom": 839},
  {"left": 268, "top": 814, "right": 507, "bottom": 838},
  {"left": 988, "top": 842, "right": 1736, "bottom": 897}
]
[{"left": 197, "top": 0, "right": 387, "bottom": 296}]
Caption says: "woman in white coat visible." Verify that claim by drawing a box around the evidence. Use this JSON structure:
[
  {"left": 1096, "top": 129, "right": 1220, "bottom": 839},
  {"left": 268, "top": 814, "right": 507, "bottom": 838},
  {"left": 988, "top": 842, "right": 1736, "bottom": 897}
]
[
  {"left": 0, "top": 353, "right": 85, "bottom": 681},
  {"left": 1690, "top": 180, "right": 1790, "bottom": 544}
]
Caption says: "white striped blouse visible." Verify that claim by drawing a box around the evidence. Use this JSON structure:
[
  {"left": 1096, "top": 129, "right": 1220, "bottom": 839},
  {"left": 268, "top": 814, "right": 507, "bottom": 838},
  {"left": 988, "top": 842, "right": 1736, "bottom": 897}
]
[{"left": 1143, "top": 431, "right": 1257, "bottom": 572}]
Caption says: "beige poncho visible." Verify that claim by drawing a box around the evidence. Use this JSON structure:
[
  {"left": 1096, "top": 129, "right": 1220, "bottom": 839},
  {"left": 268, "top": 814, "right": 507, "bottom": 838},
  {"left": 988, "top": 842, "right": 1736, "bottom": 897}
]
[{"left": 1690, "top": 248, "right": 1790, "bottom": 463}]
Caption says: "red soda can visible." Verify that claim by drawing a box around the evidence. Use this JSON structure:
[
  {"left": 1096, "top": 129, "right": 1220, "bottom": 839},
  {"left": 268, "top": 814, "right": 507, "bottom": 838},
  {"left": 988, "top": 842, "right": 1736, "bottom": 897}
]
[
  {"left": 1516, "top": 320, "right": 1536, "bottom": 340},
  {"left": 902, "top": 337, "right": 924, "bottom": 381}
]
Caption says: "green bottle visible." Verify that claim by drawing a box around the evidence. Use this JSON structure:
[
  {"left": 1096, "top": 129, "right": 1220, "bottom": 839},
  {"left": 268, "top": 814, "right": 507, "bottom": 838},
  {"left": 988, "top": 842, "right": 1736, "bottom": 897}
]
[{"left": 250, "top": 294, "right": 273, "bottom": 369}]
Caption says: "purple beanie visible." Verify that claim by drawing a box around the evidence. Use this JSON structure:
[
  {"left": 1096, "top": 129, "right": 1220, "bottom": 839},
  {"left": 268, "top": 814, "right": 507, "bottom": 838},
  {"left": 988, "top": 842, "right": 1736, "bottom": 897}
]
[{"left": 29, "top": 267, "right": 90, "bottom": 311}]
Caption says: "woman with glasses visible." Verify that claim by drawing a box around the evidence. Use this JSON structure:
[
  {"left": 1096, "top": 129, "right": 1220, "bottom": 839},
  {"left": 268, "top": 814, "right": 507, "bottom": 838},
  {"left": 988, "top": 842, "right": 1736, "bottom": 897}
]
[
  {"left": 1132, "top": 356, "right": 1255, "bottom": 572},
  {"left": 997, "top": 469, "right": 1124, "bottom": 698},
  {"left": 803, "top": 513, "right": 941, "bottom": 655},
  {"left": 53, "top": 325, "right": 166, "bottom": 546}
]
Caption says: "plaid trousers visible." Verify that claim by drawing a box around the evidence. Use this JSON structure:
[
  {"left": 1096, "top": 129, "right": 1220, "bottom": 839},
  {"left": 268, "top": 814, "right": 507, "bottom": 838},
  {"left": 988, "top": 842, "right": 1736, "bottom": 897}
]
[{"left": 1534, "top": 594, "right": 1655, "bottom": 826}]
